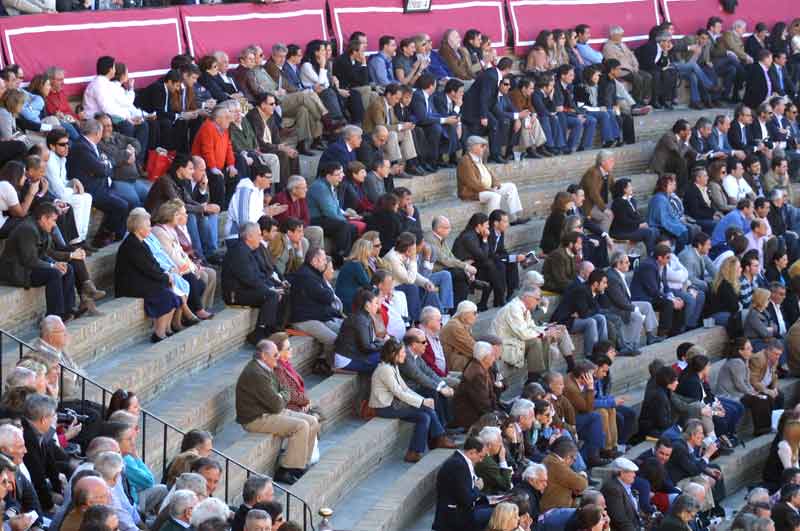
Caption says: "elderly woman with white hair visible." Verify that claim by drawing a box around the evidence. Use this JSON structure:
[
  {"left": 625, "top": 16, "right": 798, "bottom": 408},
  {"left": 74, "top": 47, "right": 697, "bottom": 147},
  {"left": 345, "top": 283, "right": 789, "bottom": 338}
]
[
  {"left": 370, "top": 338, "right": 455, "bottom": 463},
  {"left": 490, "top": 287, "right": 575, "bottom": 378},
  {"left": 440, "top": 300, "right": 479, "bottom": 372},
  {"left": 115, "top": 208, "right": 183, "bottom": 343},
  {"left": 453, "top": 341, "right": 500, "bottom": 429}
]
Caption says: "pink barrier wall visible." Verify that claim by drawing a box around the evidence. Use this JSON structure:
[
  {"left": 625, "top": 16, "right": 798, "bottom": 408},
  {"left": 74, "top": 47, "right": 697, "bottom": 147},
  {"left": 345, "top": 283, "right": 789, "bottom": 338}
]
[
  {"left": 0, "top": 7, "right": 183, "bottom": 96},
  {"left": 179, "top": 0, "right": 327, "bottom": 62},
  {"left": 660, "top": 0, "right": 793, "bottom": 34},
  {"left": 509, "top": 0, "right": 662, "bottom": 54},
  {"left": 327, "top": 0, "right": 507, "bottom": 54}
]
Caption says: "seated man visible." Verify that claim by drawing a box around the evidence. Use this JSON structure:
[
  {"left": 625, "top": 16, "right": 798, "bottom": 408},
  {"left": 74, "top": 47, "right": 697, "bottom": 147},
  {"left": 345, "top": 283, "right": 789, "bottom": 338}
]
[
  {"left": 61, "top": 477, "right": 112, "bottom": 531},
  {"left": 93, "top": 451, "right": 142, "bottom": 531},
  {"left": 452, "top": 341, "right": 499, "bottom": 430},
  {"left": 651, "top": 119, "right": 696, "bottom": 193},
  {"left": 22, "top": 394, "right": 66, "bottom": 513},
  {"left": 432, "top": 436, "right": 492, "bottom": 531},
  {"left": 191, "top": 103, "right": 239, "bottom": 208},
  {"left": 488, "top": 209, "right": 524, "bottom": 300},
  {"left": 601, "top": 458, "right": 643, "bottom": 530},
  {"left": 400, "top": 328, "right": 455, "bottom": 426},
  {"left": 363, "top": 84, "right": 421, "bottom": 176},
  {"left": 440, "top": 300, "right": 478, "bottom": 372},
  {"left": 474, "top": 427, "right": 513, "bottom": 494},
  {"left": 540, "top": 438, "right": 588, "bottom": 512},
  {"left": 235, "top": 339, "right": 320, "bottom": 485},
  {"left": 636, "top": 33, "right": 679, "bottom": 109},
  {"left": 409, "top": 74, "right": 458, "bottom": 170},
  {"left": 579, "top": 150, "right": 616, "bottom": 234},
  {"left": 563, "top": 360, "right": 615, "bottom": 468},
  {"left": 666, "top": 419, "right": 724, "bottom": 511},
  {"left": 542, "top": 231, "right": 581, "bottom": 294},
  {"left": 223, "top": 162, "right": 274, "bottom": 241},
  {"left": 554, "top": 65, "right": 596, "bottom": 154},
  {"left": 186, "top": 156, "right": 222, "bottom": 262},
  {"left": 490, "top": 287, "right": 574, "bottom": 378},
  {"left": 457, "top": 136, "right": 528, "bottom": 224},
  {"left": 550, "top": 269, "right": 609, "bottom": 358},
  {"left": 286, "top": 247, "right": 344, "bottom": 364},
  {"left": 271, "top": 175, "right": 324, "bottom": 250},
  {"left": 452, "top": 213, "right": 505, "bottom": 310},
  {"left": 0, "top": 424, "right": 44, "bottom": 526},
  {"left": 683, "top": 167, "right": 721, "bottom": 236},
  {"left": 245, "top": 93, "right": 299, "bottom": 189},
  {"left": 161, "top": 490, "right": 199, "bottom": 531},
  {"left": 45, "top": 128, "right": 93, "bottom": 246},
  {"left": 307, "top": 162, "right": 359, "bottom": 266},
  {"left": 95, "top": 112, "right": 149, "bottom": 210},
  {"left": 592, "top": 351, "right": 636, "bottom": 456},
  {"left": 630, "top": 244, "right": 687, "bottom": 337},
  {"left": 426, "top": 215, "right": 481, "bottom": 308},
  {"left": 221, "top": 222, "right": 285, "bottom": 345},
  {"left": 268, "top": 217, "right": 308, "bottom": 276}
]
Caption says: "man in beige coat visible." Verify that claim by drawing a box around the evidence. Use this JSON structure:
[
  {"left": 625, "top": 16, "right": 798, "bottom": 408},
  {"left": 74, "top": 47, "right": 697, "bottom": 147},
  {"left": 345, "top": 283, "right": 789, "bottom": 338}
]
[
  {"left": 602, "top": 26, "right": 653, "bottom": 104},
  {"left": 489, "top": 287, "right": 574, "bottom": 376},
  {"left": 362, "top": 86, "right": 418, "bottom": 165}
]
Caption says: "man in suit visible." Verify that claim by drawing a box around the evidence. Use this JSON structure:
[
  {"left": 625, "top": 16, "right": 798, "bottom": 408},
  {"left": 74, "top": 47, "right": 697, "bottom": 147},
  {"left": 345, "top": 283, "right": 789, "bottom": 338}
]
[
  {"left": 363, "top": 84, "right": 420, "bottom": 175},
  {"left": 160, "top": 490, "right": 198, "bottom": 531},
  {"left": 579, "top": 150, "right": 616, "bottom": 233},
  {"left": 0, "top": 424, "right": 44, "bottom": 525},
  {"left": 744, "top": 49, "right": 774, "bottom": 111},
  {"left": 232, "top": 476, "right": 273, "bottom": 531},
  {"left": 66, "top": 118, "right": 130, "bottom": 248},
  {"left": 542, "top": 231, "right": 580, "bottom": 294},
  {"left": 771, "top": 52, "right": 796, "bottom": 101},
  {"left": 491, "top": 77, "right": 526, "bottom": 161},
  {"left": 729, "top": 105, "right": 771, "bottom": 165},
  {"left": 666, "top": 419, "right": 722, "bottom": 495},
  {"left": 601, "top": 458, "right": 642, "bottom": 531},
  {"left": 427, "top": 215, "right": 482, "bottom": 308},
  {"left": 749, "top": 338, "right": 784, "bottom": 407},
  {"left": 554, "top": 65, "right": 596, "bottom": 153},
  {"left": 245, "top": 93, "right": 300, "bottom": 188},
  {"left": 651, "top": 119, "right": 696, "bottom": 194},
  {"left": 488, "top": 209, "right": 523, "bottom": 300},
  {"left": 401, "top": 328, "right": 455, "bottom": 425},
  {"left": 683, "top": 167, "right": 721, "bottom": 236},
  {"left": 432, "top": 437, "right": 493, "bottom": 531},
  {"left": 540, "top": 437, "right": 588, "bottom": 512},
  {"left": 603, "top": 251, "right": 662, "bottom": 350},
  {"left": 636, "top": 32, "right": 678, "bottom": 109},
  {"left": 690, "top": 117, "right": 729, "bottom": 164},
  {"left": 453, "top": 213, "right": 504, "bottom": 311},
  {"left": 409, "top": 74, "right": 459, "bottom": 170},
  {"left": 773, "top": 484, "right": 800, "bottom": 531},
  {"left": 461, "top": 57, "right": 514, "bottom": 163},
  {"left": 318, "top": 125, "right": 361, "bottom": 176},
  {"left": 709, "top": 115, "right": 746, "bottom": 161},
  {"left": 769, "top": 281, "right": 797, "bottom": 334},
  {"left": 235, "top": 340, "right": 319, "bottom": 485},
  {"left": 21, "top": 394, "right": 65, "bottom": 513},
  {"left": 631, "top": 244, "right": 686, "bottom": 337},
  {"left": 679, "top": 231, "right": 718, "bottom": 298},
  {"left": 551, "top": 269, "right": 609, "bottom": 358},
  {"left": 431, "top": 78, "right": 464, "bottom": 163}
]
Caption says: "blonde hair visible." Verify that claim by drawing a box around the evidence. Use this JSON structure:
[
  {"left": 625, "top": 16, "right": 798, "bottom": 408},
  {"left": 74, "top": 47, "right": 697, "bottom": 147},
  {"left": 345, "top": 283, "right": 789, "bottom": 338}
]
[
  {"left": 487, "top": 502, "right": 519, "bottom": 531},
  {"left": 712, "top": 256, "right": 741, "bottom": 295},
  {"left": 2, "top": 89, "right": 25, "bottom": 115},
  {"left": 267, "top": 332, "right": 290, "bottom": 352},
  {"left": 153, "top": 199, "right": 186, "bottom": 225},
  {"left": 751, "top": 288, "right": 771, "bottom": 311},
  {"left": 346, "top": 238, "right": 373, "bottom": 269},
  {"left": 16, "top": 358, "right": 46, "bottom": 377},
  {"left": 784, "top": 419, "right": 800, "bottom": 466}
]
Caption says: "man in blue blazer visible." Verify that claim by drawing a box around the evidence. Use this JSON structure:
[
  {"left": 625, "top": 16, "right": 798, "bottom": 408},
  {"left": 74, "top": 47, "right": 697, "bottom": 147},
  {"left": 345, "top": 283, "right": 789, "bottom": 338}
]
[
  {"left": 630, "top": 244, "right": 686, "bottom": 337},
  {"left": 433, "top": 437, "right": 492, "bottom": 531},
  {"left": 410, "top": 74, "right": 458, "bottom": 171},
  {"left": 431, "top": 78, "right": 464, "bottom": 165},
  {"left": 461, "top": 57, "right": 514, "bottom": 163},
  {"left": 709, "top": 115, "right": 746, "bottom": 161},
  {"left": 317, "top": 125, "right": 360, "bottom": 176},
  {"left": 66, "top": 118, "right": 130, "bottom": 248},
  {"left": 491, "top": 77, "right": 526, "bottom": 160}
]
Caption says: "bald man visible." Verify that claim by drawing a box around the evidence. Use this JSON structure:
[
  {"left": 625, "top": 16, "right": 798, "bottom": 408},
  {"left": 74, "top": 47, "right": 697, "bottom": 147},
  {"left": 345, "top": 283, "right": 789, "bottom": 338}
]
[{"left": 61, "top": 477, "right": 111, "bottom": 531}]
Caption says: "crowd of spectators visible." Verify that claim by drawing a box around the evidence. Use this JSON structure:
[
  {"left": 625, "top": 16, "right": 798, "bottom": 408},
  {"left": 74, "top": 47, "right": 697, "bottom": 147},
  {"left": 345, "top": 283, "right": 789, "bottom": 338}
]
[{"left": 0, "top": 11, "right": 800, "bottom": 531}]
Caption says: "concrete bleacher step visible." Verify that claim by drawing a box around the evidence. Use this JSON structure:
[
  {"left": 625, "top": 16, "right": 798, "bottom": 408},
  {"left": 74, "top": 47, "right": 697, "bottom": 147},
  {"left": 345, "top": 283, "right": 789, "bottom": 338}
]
[{"left": 0, "top": 242, "right": 119, "bottom": 334}]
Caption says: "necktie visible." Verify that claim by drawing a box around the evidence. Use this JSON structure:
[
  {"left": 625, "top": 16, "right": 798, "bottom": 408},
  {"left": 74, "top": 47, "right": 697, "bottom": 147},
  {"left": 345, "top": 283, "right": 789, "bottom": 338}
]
[
  {"left": 741, "top": 125, "right": 746, "bottom": 145},
  {"left": 661, "top": 267, "right": 668, "bottom": 294},
  {"left": 697, "top": 251, "right": 704, "bottom": 279},
  {"left": 778, "top": 68, "right": 785, "bottom": 91},
  {"left": 765, "top": 66, "right": 772, "bottom": 96}
]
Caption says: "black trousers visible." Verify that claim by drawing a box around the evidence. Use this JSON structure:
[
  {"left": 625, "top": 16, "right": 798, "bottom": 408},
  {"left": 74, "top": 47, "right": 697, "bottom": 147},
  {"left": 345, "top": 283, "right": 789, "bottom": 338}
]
[
  {"left": 448, "top": 267, "right": 471, "bottom": 308},
  {"left": 225, "top": 287, "right": 281, "bottom": 331},
  {"left": 183, "top": 272, "right": 206, "bottom": 312},
  {"left": 311, "top": 216, "right": 357, "bottom": 260},
  {"left": 648, "top": 67, "right": 678, "bottom": 104},
  {"left": 741, "top": 393, "right": 774, "bottom": 436},
  {"left": 30, "top": 265, "right": 76, "bottom": 318},
  {"left": 652, "top": 297, "right": 685, "bottom": 336},
  {"left": 477, "top": 263, "right": 505, "bottom": 309}
]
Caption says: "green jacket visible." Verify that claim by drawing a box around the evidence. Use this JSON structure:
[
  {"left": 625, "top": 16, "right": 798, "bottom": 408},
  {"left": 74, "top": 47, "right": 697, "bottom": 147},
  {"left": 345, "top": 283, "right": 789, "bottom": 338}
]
[
  {"left": 235, "top": 359, "right": 291, "bottom": 425},
  {"left": 475, "top": 454, "right": 513, "bottom": 494},
  {"left": 230, "top": 119, "right": 259, "bottom": 153}
]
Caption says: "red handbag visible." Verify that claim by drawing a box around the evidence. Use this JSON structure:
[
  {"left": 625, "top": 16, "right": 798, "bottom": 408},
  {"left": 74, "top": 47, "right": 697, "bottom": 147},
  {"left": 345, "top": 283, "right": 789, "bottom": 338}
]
[{"left": 145, "top": 148, "right": 175, "bottom": 182}]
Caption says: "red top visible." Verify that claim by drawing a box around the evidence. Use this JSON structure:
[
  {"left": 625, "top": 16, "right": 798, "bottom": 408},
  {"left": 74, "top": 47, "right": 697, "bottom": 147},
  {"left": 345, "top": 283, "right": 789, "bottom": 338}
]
[
  {"left": 272, "top": 190, "right": 311, "bottom": 226},
  {"left": 191, "top": 119, "right": 235, "bottom": 170},
  {"left": 275, "top": 359, "right": 310, "bottom": 410},
  {"left": 45, "top": 90, "right": 78, "bottom": 119}
]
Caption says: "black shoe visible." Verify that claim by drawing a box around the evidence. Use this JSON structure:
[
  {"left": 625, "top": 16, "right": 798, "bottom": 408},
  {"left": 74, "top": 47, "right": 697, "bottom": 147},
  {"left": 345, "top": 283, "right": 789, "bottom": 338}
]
[
  {"left": 646, "top": 333, "right": 666, "bottom": 345},
  {"left": 405, "top": 165, "right": 424, "bottom": 176},
  {"left": 488, "top": 155, "right": 507, "bottom": 164},
  {"left": 618, "top": 348, "right": 642, "bottom": 357},
  {"left": 296, "top": 141, "right": 314, "bottom": 156},
  {"left": 438, "top": 159, "right": 456, "bottom": 168},
  {"left": 664, "top": 102, "right": 674, "bottom": 110},
  {"left": 421, "top": 163, "right": 436, "bottom": 173},
  {"left": 182, "top": 317, "right": 201, "bottom": 327},
  {"left": 561, "top": 148, "right": 573, "bottom": 155},
  {"left": 510, "top": 217, "right": 530, "bottom": 226},
  {"left": 525, "top": 147, "right": 541, "bottom": 159},
  {"left": 274, "top": 468, "right": 301, "bottom": 485},
  {"left": 150, "top": 333, "right": 166, "bottom": 343},
  {"left": 538, "top": 147, "right": 555, "bottom": 157},
  {"left": 310, "top": 138, "right": 326, "bottom": 151},
  {"left": 206, "top": 252, "right": 225, "bottom": 266},
  {"left": 689, "top": 102, "right": 704, "bottom": 110},
  {"left": 471, "top": 279, "right": 491, "bottom": 290},
  {"left": 602, "top": 140, "right": 616, "bottom": 148},
  {"left": 652, "top": 102, "right": 664, "bottom": 110},
  {"left": 587, "top": 455, "right": 611, "bottom": 468}
]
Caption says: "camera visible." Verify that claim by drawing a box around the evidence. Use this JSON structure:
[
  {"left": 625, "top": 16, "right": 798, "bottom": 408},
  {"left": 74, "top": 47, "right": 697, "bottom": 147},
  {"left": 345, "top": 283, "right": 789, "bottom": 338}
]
[{"left": 56, "top": 408, "right": 89, "bottom": 425}]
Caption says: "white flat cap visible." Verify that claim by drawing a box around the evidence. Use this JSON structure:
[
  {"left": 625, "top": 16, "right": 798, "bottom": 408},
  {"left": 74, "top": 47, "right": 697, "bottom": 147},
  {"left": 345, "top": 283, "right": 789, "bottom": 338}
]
[{"left": 611, "top": 457, "right": 638, "bottom": 472}]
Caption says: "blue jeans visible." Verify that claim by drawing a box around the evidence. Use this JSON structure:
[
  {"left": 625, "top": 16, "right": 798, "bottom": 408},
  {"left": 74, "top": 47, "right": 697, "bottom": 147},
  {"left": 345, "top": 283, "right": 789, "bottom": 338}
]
[
  {"left": 571, "top": 314, "right": 607, "bottom": 356},
  {"left": 186, "top": 212, "right": 219, "bottom": 259},
  {"left": 716, "top": 396, "right": 745, "bottom": 437},
  {"left": 343, "top": 352, "right": 380, "bottom": 374},
  {"left": 585, "top": 110, "right": 620, "bottom": 144},
  {"left": 575, "top": 411, "right": 605, "bottom": 459},
  {"left": 538, "top": 113, "right": 565, "bottom": 151},
  {"left": 427, "top": 270, "right": 454, "bottom": 311},
  {"left": 616, "top": 405, "right": 637, "bottom": 444},
  {"left": 712, "top": 311, "right": 731, "bottom": 326},
  {"left": 375, "top": 404, "right": 444, "bottom": 453},
  {"left": 30, "top": 264, "right": 75, "bottom": 318},
  {"left": 111, "top": 179, "right": 150, "bottom": 209},
  {"left": 558, "top": 113, "right": 589, "bottom": 152},
  {"left": 675, "top": 61, "right": 714, "bottom": 104}
]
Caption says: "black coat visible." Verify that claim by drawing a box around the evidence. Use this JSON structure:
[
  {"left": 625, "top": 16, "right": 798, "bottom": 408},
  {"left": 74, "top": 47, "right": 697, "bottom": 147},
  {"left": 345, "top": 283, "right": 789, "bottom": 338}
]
[
  {"left": 707, "top": 279, "right": 740, "bottom": 315},
  {"left": 772, "top": 501, "right": 800, "bottom": 531},
  {"left": 0, "top": 218, "right": 68, "bottom": 288},
  {"left": 676, "top": 371, "right": 714, "bottom": 405},
  {"left": 287, "top": 264, "right": 341, "bottom": 324},
  {"left": 198, "top": 71, "right": 235, "bottom": 102},
  {"left": 114, "top": 234, "right": 171, "bottom": 299},
  {"left": 461, "top": 67, "right": 500, "bottom": 125},
  {"left": 610, "top": 197, "right": 644, "bottom": 235},
  {"left": 333, "top": 310, "right": 383, "bottom": 360},
  {"left": 541, "top": 212, "right": 565, "bottom": 254},
  {"left": 231, "top": 504, "right": 249, "bottom": 531},
  {"left": 638, "top": 385, "right": 674, "bottom": 437},
  {"left": 220, "top": 239, "right": 273, "bottom": 301},
  {"left": 551, "top": 282, "right": 599, "bottom": 326},
  {"left": 65, "top": 135, "right": 112, "bottom": 193},
  {"left": 743, "top": 63, "right": 771, "bottom": 111},
  {"left": 452, "top": 229, "right": 493, "bottom": 271},
  {"left": 332, "top": 54, "right": 369, "bottom": 89},
  {"left": 683, "top": 184, "right": 717, "bottom": 221},
  {"left": 366, "top": 209, "right": 406, "bottom": 256},
  {"left": 22, "top": 419, "right": 63, "bottom": 512},
  {"left": 432, "top": 451, "right": 483, "bottom": 531},
  {"left": 728, "top": 120, "right": 755, "bottom": 153},
  {"left": 666, "top": 438, "right": 711, "bottom": 484},
  {"left": 601, "top": 477, "right": 642, "bottom": 531}
]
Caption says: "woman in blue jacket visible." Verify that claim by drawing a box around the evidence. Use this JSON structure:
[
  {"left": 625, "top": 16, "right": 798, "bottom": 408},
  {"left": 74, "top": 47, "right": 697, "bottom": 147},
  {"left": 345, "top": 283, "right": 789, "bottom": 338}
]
[
  {"left": 335, "top": 238, "right": 374, "bottom": 314},
  {"left": 647, "top": 174, "right": 689, "bottom": 252}
]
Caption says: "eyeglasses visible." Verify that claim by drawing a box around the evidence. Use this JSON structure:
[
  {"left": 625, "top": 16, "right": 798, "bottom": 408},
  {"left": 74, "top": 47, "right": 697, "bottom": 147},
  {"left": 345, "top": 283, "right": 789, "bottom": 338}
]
[
  {"left": 55, "top": 142, "right": 69, "bottom": 147},
  {"left": 500, "top": 82, "right": 511, "bottom": 86}
]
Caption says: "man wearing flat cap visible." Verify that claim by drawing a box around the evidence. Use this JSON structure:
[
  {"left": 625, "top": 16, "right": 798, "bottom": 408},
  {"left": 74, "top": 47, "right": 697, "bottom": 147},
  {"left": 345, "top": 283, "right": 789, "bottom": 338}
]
[
  {"left": 457, "top": 136, "right": 530, "bottom": 226},
  {"left": 601, "top": 457, "right": 643, "bottom": 531}
]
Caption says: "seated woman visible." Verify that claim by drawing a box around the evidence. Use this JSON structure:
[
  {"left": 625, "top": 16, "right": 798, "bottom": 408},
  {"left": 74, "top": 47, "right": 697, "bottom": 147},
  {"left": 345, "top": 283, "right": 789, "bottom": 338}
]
[
  {"left": 372, "top": 269, "right": 410, "bottom": 340},
  {"left": 24, "top": 75, "right": 79, "bottom": 140},
  {"left": 541, "top": 191, "right": 572, "bottom": 255},
  {"left": 151, "top": 199, "right": 215, "bottom": 320},
  {"left": 486, "top": 502, "right": 520, "bottom": 531},
  {"left": 114, "top": 208, "right": 184, "bottom": 342},
  {"left": 106, "top": 388, "right": 141, "bottom": 420},
  {"left": 677, "top": 354, "right": 744, "bottom": 450},
  {"left": 575, "top": 66, "right": 621, "bottom": 148},
  {"left": 369, "top": 338, "right": 455, "bottom": 463},
  {"left": 647, "top": 174, "right": 689, "bottom": 252},
  {"left": 271, "top": 332, "right": 318, "bottom": 416},
  {"left": 453, "top": 341, "right": 500, "bottom": 430},
  {"left": 335, "top": 238, "right": 375, "bottom": 314},
  {"left": 763, "top": 411, "right": 800, "bottom": 493},
  {"left": 0, "top": 159, "right": 35, "bottom": 238},
  {"left": 744, "top": 288, "right": 781, "bottom": 353},
  {"left": 609, "top": 178, "right": 659, "bottom": 254},
  {"left": 300, "top": 40, "right": 345, "bottom": 122},
  {"left": 340, "top": 161, "right": 374, "bottom": 217},
  {"left": 708, "top": 160, "right": 734, "bottom": 214},
  {"left": 638, "top": 365, "right": 682, "bottom": 439},
  {"left": 440, "top": 300, "right": 478, "bottom": 372},
  {"left": 332, "top": 288, "right": 386, "bottom": 373},
  {"left": 715, "top": 338, "right": 774, "bottom": 437},
  {"left": 165, "top": 429, "right": 213, "bottom": 487},
  {"left": 706, "top": 256, "right": 742, "bottom": 326},
  {"left": 366, "top": 193, "right": 405, "bottom": 256}
]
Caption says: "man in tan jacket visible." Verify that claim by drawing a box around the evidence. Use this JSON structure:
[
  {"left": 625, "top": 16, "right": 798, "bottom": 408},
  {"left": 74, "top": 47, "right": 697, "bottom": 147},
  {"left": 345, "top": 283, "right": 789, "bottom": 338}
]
[
  {"left": 579, "top": 150, "right": 616, "bottom": 233},
  {"left": 749, "top": 339, "right": 783, "bottom": 408},
  {"left": 440, "top": 300, "right": 478, "bottom": 371},
  {"left": 363, "top": 85, "right": 418, "bottom": 167},
  {"left": 602, "top": 25, "right": 653, "bottom": 104},
  {"left": 540, "top": 438, "right": 588, "bottom": 511},
  {"left": 457, "top": 136, "right": 527, "bottom": 224}
]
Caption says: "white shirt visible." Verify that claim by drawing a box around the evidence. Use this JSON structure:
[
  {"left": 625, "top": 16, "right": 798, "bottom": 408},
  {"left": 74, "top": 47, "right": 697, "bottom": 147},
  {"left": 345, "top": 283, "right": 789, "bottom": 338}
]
[
  {"left": 457, "top": 450, "right": 478, "bottom": 488},
  {"left": 46, "top": 151, "right": 70, "bottom": 199},
  {"left": 82, "top": 75, "right": 139, "bottom": 120},
  {"left": 299, "top": 63, "right": 330, "bottom": 89},
  {"left": 722, "top": 175, "right": 754, "bottom": 201},
  {"left": 225, "top": 178, "right": 265, "bottom": 239},
  {"left": 0, "top": 180, "right": 19, "bottom": 230},
  {"left": 771, "top": 300, "right": 787, "bottom": 335}
]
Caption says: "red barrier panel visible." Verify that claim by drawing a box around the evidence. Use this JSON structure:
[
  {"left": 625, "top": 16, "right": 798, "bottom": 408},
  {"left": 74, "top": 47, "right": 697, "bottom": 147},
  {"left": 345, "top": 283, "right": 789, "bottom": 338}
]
[
  {"left": 0, "top": 7, "right": 183, "bottom": 96},
  {"left": 328, "top": 0, "right": 507, "bottom": 54},
  {"left": 508, "top": 0, "right": 662, "bottom": 54},
  {"left": 661, "top": 0, "right": 791, "bottom": 35},
  {"left": 180, "top": 0, "right": 327, "bottom": 62}
]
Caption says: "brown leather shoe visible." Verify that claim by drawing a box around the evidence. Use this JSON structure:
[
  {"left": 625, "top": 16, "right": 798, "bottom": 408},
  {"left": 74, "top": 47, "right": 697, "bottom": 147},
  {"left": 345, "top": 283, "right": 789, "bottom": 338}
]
[
  {"left": 404, "top": 450, "right": 423, "bottom": 463},
  {"left": 431, "top": 436, "right": 456, "bottom": 449},
  {"left": 82, "top": 280, "right": 106, "bottom": 301}
]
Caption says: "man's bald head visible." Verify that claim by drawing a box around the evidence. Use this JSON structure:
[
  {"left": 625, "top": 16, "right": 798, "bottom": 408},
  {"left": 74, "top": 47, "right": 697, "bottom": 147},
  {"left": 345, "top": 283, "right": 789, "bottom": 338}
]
[
  {"left": 578, "top": 261, "right": 595, "bottom": 280},
  {"left": 74, "top": 476, "right": 111, "bottom": 510},
  {"left": 85, "top": 437, "right": 120, "bottom": 461}
]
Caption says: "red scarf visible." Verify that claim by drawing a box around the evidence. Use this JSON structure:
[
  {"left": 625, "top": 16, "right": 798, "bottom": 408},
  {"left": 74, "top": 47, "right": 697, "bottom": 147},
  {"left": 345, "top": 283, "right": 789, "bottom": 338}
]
[{"left": 278, "top": 358, "right": 305, "bottom": 394}]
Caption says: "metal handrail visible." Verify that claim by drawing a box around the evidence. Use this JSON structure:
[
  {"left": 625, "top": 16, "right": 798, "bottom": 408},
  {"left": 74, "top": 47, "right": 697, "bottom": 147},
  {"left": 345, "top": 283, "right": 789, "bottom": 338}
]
[{"left": 0, "top": 327, "right": 315, "bottom": 531}]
